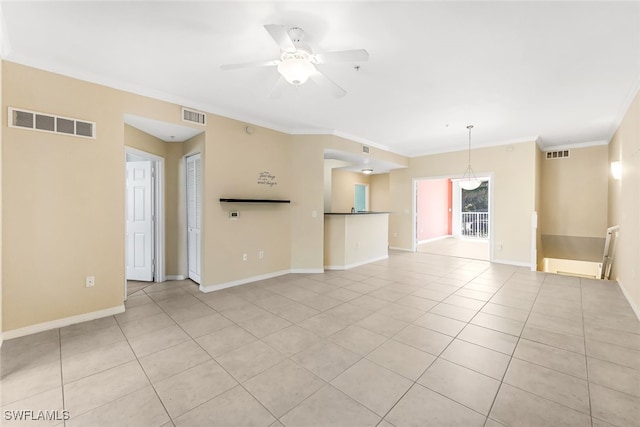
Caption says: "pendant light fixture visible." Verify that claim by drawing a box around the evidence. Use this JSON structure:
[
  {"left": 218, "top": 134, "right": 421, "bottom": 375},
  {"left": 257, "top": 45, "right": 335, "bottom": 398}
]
[{"left": 459, "top": 125, "right": 481, "bottom": 190}]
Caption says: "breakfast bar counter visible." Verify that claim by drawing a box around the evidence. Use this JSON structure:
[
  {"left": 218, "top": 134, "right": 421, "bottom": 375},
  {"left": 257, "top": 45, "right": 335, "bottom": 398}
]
[{"left": 324, "top": 212, "right": 389, "bottom": 270}]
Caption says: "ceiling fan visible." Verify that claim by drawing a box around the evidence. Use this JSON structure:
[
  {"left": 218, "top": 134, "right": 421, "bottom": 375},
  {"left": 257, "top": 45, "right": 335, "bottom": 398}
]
[{"left": 221, "top": 24, "right": 369, "bottom": 98}]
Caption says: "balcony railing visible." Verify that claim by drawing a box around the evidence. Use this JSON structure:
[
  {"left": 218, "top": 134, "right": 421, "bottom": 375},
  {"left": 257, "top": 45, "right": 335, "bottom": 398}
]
[{"left": 461, "top": 212, "right": 489, "bottom": 239}]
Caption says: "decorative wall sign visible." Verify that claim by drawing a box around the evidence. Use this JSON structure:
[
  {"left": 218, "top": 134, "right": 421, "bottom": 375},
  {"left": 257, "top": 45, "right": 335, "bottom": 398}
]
[{"left": 257, "top": 171, "right": 277, "bottom": 187}]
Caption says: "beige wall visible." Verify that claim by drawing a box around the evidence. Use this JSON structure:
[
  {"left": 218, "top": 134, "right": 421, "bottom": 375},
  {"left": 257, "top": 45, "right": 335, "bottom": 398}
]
[
  {"left": 330, "top": 170, "right": 392, "bottom": 214},
  {"left": 203, "top": 116, "right": 293, "bottom": 286},
  {"left": 539, "top": 145, "right": 608, "bottom": 237},
  {"left": 390, "top": 141, "right": 537, "bottom": 265},
  {"left": 290, "top": 135, "right": 328, "bottom": 272},
  {"left": 534, "top": 144, "right": 544, "bottom": 269},
  {"left": 370, "top": 173, "right": 390, "bottom": 212},
  {"left": 164, "top": 142, "right": 184, "bottom": 276},
  {"left": 331, "top": 169, "right": 371, "bottom": 213},
  {"left": 3, "top": 68, "right": 125, "bottom": 330},
  {"left": 608, "top": 90, "right": 640, "bottom": 314},
  {"left": 1, "top": 62, "right": 201, "bottom": 331},
  {"left": 323, "top": 159, "right": 351, "bottom": 213},
  {"left": 608, "top": 131, "right": 621, "bottom": 229}
]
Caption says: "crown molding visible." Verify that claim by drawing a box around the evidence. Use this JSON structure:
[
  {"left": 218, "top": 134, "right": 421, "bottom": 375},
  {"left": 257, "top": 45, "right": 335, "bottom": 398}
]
[
  {"left": 536, "top": 139, "right": 609, "bottom": 151},
  {"left": 409, "top": 136, "right": 539, "bottom": 158},
  {"left": 605, "top": 71, "right": 640, "bottom": 142}
]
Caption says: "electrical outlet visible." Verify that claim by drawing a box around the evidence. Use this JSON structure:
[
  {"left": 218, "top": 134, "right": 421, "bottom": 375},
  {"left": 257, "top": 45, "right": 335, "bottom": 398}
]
[
  {"left": 258, "top": 250, "right": 264, "bottom": 259},
  {"left": 86, "top": 276, "right": 95, "bottom": 288},
  {"left": 242, "top": 253, "right": 248, "bottom": 261}
]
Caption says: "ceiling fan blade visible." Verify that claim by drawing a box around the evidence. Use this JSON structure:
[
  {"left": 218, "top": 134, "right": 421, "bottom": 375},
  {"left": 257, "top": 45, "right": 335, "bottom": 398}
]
[
  {"left": 268, "top": 76, "right": 289, "bottom": 99},
  {"left": 310, "top": 71, "right": 346, "bottom": 98},
  {"left": 220, "top": 59, "right": 279, "bottom": 70},
  {"left": 264, "top": 24, "right": 296, "bottom": 52},
  {"left": 314, "top": 49, "right": 369, "bottom": 64}
]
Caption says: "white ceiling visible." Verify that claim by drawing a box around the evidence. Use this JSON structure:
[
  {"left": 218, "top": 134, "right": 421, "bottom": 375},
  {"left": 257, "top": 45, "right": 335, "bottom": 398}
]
[{"left": 2, "top": 1, "right": 639, "bottom": 157}]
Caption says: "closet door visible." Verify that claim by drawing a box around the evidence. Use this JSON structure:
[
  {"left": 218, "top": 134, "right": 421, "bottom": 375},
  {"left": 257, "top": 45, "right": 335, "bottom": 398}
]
[
  {"left": 126, "top": 161, "right": 154, "bottom": 281},
  {"left": 186, "top": 154, "right": 201, "bottom": 284}
]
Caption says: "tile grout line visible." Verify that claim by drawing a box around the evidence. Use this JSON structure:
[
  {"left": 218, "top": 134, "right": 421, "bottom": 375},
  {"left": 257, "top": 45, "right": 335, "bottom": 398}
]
[
  {"left": 244, "top": 275, "right": 406, "bottom": 424},
  {"left": 579, "top": 277, "right": 595, "bottom": 427},
  {"left": 484, "top": 276, "right": 606, "bottom": 423},
  {"left": 228, "top": 267, "right": 461, "bottom": 424},
  {"left": 305, "top": 262, "right": 636, "bottom": 425},
  {"left": 267, "top": 271, "right": 450, "bottom": 424},
  {"left": 112, "top": 305, "right": 175, "bottom": 425},
  {"left": 29, "top": 259, "right": 636, "bottom": 426},
  {"left": 7, "top": 255, "right": 635, "bottom": 427},
  {"left": 168, "top": 278, "right": 375, "bottom": 424},
  {"left": 58, "top": 328, "right": 68, "bottom": 427},
  {"left": 481, "top": 270, "right": 545, "bottom": 427},
  {"left": 58, "top": 314, "right": 161, "bottom": 423},
  {"left": 363, "top": 265, "right": 517, "bottom": 426},
  {"left": 142, "top": 286, "right": 286, "bottom": 426}
]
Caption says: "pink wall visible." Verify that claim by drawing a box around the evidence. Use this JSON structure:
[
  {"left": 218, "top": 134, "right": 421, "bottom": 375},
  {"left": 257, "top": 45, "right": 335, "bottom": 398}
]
[{"left": 417, "top": 179, "right": 452, "bottom": 241}]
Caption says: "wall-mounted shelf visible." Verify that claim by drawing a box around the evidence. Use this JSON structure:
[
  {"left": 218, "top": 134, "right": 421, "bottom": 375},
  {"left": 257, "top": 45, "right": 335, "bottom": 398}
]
[{"left": 219, "top": 198, "right": 291, "bottom": 204}]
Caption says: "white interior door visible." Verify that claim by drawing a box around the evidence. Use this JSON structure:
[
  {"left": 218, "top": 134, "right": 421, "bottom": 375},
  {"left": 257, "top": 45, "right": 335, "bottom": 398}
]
[
  {"left": 126, "top": 161, "right": 154, "bottom": 281},
  {"left": 187, "top": 154, "right": 202, "bottom": 284}
]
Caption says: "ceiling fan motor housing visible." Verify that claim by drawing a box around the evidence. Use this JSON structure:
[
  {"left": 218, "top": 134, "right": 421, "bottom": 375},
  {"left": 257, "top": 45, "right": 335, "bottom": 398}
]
[{"left": 288, "top": 27, "right": 305, "bottom": 43}]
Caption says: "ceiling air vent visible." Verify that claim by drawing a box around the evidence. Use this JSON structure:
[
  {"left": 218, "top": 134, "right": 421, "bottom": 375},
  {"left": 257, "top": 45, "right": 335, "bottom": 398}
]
[
  {"left": 546, "top": 150, "right": 570, "bottom": 159},
  {"left": 362, "top": 145, "right": 370, "bottom": 155},
  {"left": 182, "top": 107, "right": 206, "bottom": 126},
  {"left": 9, "top": 107, "right": 95, "bottom": 139}
]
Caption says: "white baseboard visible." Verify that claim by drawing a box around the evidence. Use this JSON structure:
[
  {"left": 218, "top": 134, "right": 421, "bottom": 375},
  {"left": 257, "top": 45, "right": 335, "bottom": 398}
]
[
  {"left": 325, "top": 255, "right": 389, "bottom": 271},
  {"left": 2, "top": 305, "right": 125, "bottom": 341},
  {"left": 200, "top": 270, "right": 291, "bottom": 293},
  {"left": 389, "top": 246, "right": 413, "bottom": 252},
  {"left": 492, "top": 258, "right": 532, "bottom": 268},
  {"left": 617, "top": 279, "right": 640, "bottom": 321},
  {"left": 166, "top": 275, "right": 187, "bottom": 281},
  {"left": 290, "top": 269, "right": 325, "bottom": 274}
]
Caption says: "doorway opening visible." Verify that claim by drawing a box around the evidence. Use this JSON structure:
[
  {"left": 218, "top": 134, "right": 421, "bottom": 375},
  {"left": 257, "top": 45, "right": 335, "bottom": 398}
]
[
  {"left": 125, "top": 147, "right": 165, "bottom": 297},
  {"left": 414, "top": 176, "right": 492, "bottom": 261}
]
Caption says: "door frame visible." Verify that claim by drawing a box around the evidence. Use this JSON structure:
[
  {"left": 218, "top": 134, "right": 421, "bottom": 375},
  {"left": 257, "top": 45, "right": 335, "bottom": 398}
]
[
  {"left": 185, "top": 153, "right": 202, "bottom": 285},
  {"left": 412, "top": 173, "right": 494, "bottom": 261},
  {"left": 124, "top": 146, "right": 166, "bottom": 298}
]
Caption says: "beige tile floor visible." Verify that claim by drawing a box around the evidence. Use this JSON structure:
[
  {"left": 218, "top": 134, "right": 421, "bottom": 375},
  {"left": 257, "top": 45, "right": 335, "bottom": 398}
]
[{"left": 2, "top": 250, "right": 639, "bottom": 427}]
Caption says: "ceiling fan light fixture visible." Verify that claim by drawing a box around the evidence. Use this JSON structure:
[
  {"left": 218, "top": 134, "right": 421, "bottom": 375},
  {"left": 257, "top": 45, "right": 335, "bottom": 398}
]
[
  {"left": 458, "top": 125, "right": 481, "bottom": 191},
  {"left": 277, "top": 57, "right": 315, "bottom": 86}
]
